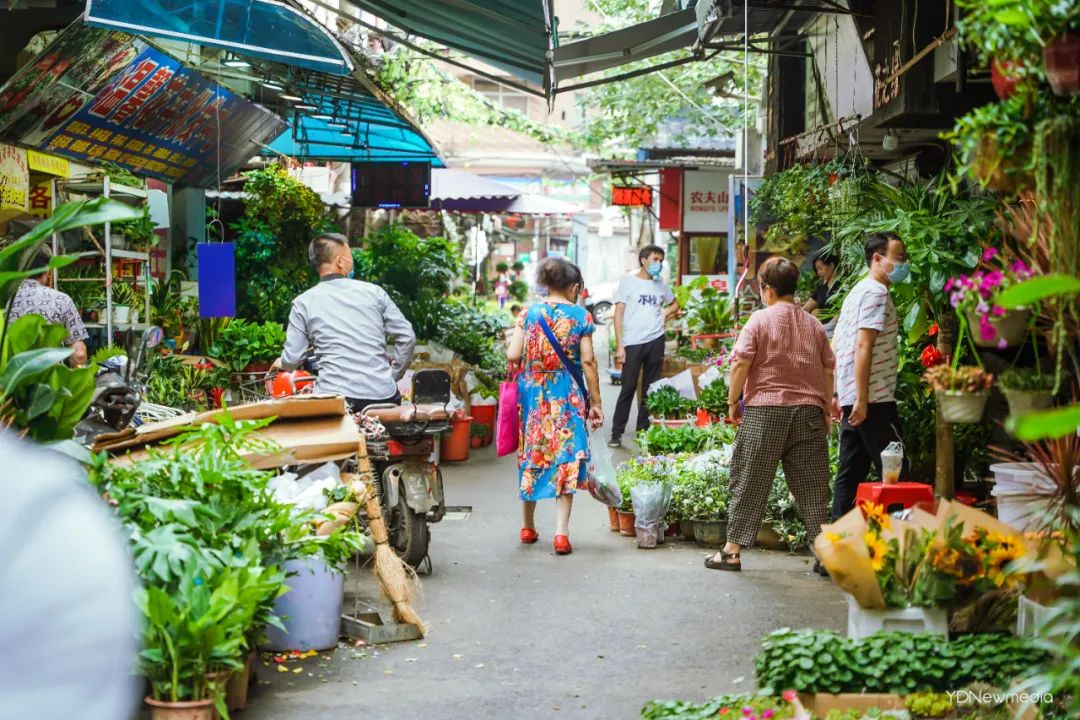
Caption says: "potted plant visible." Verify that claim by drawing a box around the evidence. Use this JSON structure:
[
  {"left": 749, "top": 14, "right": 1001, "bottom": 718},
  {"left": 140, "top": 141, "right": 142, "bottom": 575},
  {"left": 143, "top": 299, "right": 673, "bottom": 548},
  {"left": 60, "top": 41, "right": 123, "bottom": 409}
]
[
  {"left": 924, "top": 365, "right": 995, "bottom": 424},
  {"left": 115, "top": 208, "right": 158, "bottom": 252},
  {"left": 207, "top": 319, "right": 288, "bottom": 374},
  {"left": 110, "top": 280, "right": 141, "bottom": 325},
  {"left": 943, "top": 91, "right": 1042, "bottom": 193},
  {"left": 495, "top": 261, "right": 510, "bottom": 274},
  {"left": 645, "top": 386, "right": 693, "bottom": 427},
  {"left": 470, "top": 422, "right": 490, "bottom": 448},
  {"left": 998, "top": 367, "right": 1056, "bottom": 417},
  {"left": 947, "top": 248, "right": 1035, "bottom": 349},
  {"left": 695, "top": 377, "right": 728, "bottom": 426},
  {"left": 616, "top": 457, "right": 674, "bottom": 537}
]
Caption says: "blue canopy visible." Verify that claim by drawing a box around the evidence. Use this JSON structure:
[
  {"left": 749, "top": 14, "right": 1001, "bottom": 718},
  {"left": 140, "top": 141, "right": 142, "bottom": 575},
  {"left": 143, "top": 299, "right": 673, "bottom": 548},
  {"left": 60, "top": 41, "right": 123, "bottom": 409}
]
[
  {"left": 267, "top": 111, "right": 443, "bottom": 166},
  {"left": 84, "top": 0, "right": 354, "bottom": 76}
]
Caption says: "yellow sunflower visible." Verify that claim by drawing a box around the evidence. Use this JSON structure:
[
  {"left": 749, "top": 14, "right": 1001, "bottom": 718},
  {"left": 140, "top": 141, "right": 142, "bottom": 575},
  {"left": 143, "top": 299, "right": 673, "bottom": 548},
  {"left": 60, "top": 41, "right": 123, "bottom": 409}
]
[
  {"left": 861, "top": 501, "right": 891, "bottom": 531},
  {"left": 988, "top": 543, "right": 1024, "bottom": 587},
  {"left": 864, "top": 531, "right": 889, "bottom": 572}
]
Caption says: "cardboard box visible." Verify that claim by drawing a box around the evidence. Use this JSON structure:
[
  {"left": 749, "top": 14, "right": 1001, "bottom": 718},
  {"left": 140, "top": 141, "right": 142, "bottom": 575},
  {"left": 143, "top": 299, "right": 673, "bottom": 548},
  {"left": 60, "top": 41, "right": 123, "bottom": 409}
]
[
  {"left": 94, "top": 394, "right": 347, "bottom": 452},
  {"left": 798, "top": 693, "right": 904, "bottom": 716},
  {"left": 112, "top": 414, "right": 361, "bottom": 469}
]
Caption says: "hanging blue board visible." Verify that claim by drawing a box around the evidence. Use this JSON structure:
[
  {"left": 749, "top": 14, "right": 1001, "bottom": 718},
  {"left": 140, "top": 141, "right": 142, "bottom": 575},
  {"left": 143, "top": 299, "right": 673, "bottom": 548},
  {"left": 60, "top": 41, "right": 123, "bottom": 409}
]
[{"left": 198, "top": 243, "right": 236, "bottom": 318}]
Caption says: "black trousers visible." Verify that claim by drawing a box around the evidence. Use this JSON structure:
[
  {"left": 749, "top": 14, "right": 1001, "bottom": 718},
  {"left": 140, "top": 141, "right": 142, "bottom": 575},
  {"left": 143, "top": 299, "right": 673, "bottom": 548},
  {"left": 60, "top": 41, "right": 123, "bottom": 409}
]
[
  {"left": 347, "top": 391, "right": 402, "bottom": 414},
  {"left": 610, "top": 336, "right": 666, "bottom": 439},
  {"left": 832, "top": 401, "right": 914, "bottom": 520}
]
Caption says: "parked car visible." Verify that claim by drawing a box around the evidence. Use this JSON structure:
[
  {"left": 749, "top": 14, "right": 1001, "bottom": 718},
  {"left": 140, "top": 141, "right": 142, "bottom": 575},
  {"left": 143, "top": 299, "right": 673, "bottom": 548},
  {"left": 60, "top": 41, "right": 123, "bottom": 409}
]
[{"left": 582, "top": 281, "right": 618, "bottom": 325}]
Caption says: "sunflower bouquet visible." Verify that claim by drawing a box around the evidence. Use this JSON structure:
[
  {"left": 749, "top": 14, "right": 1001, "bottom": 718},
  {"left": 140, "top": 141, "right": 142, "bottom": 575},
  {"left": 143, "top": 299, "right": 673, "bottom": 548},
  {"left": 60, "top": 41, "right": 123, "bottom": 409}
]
[{"left": 816, "top": 500, "right": 1030, "bottom": 610}]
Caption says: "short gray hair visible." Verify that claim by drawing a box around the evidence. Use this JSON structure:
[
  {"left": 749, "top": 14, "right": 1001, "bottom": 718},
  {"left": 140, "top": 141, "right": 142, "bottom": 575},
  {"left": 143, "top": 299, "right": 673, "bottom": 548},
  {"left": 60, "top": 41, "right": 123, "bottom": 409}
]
[{"left": 308, "top": 232, "right": 348, "bottom": 268}]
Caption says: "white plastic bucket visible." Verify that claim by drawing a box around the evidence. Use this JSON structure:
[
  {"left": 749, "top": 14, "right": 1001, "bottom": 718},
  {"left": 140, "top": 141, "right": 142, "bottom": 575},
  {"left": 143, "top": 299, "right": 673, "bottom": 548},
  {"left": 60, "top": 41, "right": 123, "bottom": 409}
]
[
  {"left": 990, "top": 462, "right": 1056, "bottom": 494},
  {"left": 262, "top": 557, "right": 344, "bottom": 651},
  {"left": 993, "top": 491, "right": 1053, "bottom": 533}
]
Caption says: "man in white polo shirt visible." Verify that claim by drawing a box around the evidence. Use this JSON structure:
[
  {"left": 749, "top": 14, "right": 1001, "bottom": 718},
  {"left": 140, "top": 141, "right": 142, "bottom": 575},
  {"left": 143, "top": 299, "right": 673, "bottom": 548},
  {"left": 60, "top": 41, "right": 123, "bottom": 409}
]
[{"left": 831, "top": 232, "right": 911, "bottom": 519}]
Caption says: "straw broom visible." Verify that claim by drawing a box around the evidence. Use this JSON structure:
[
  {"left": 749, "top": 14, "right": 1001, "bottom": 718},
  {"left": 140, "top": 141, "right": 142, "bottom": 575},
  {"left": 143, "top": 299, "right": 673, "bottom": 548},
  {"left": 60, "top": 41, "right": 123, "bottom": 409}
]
[{"left": 348, "top": 437, "right": 426, "bottom": 634}]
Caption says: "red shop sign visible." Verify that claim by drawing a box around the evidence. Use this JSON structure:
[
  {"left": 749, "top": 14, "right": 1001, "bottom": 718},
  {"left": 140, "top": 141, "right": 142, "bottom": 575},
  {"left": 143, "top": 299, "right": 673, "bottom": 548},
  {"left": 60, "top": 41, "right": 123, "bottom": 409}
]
[{"left": 611, "top": 185, "right": 652, "bottom": 206}]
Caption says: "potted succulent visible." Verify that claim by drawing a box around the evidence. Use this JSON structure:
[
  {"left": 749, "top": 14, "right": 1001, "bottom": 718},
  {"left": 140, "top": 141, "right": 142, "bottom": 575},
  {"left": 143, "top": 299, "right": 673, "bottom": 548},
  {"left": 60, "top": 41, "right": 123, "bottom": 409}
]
[
  {"left": 645, "top": 386, "right": 693, "bottom": 427},
  {"left": 998, "top": 367, "right": 1056, "bottom": 417},
  {"left": 924, "top": 365, "right": 995, "bottom": 424}
]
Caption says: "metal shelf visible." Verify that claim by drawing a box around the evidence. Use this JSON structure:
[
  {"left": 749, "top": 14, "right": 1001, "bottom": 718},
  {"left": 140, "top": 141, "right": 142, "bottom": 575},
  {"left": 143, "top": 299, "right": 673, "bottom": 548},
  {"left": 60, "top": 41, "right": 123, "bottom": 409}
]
[
  {"left": 84, "top": 322, "right": 149, "bottom": 331},
  {"left": 63, "top": 181, "right": 147, "bottom": 199}
]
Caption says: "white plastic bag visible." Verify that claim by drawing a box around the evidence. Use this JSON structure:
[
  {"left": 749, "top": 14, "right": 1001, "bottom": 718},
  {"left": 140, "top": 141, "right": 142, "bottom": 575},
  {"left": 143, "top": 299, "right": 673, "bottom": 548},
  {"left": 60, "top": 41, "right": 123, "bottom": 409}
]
[
  {"left": 586, "top": 430, "right": 620, "bottom": 507},
  {"left": 647, "top": 369, "right": 698, "bottom": 400},
  {"left": 631, "top": 481, "right": 673, "bottom": 548}
]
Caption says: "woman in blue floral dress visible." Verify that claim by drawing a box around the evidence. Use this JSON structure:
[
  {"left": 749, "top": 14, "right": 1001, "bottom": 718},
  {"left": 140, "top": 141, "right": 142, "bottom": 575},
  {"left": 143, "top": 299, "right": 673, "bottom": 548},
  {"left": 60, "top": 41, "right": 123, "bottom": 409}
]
[{"left": 506, "top": 258, "right": 604, "bottom": 555}]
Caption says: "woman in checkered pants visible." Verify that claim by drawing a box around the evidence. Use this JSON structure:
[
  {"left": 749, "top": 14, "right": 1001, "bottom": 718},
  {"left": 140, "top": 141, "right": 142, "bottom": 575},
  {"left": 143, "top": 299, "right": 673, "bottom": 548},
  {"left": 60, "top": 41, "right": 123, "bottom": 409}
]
[{"left": 705, "top": 257, "right": 838, "bottom": 572}]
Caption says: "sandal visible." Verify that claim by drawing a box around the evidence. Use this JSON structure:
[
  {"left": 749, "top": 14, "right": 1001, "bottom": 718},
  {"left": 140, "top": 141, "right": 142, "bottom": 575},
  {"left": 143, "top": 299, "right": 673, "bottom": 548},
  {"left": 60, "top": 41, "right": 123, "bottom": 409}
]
[{"left": 704, "top": 551, "right": 741, "bottom": 571}]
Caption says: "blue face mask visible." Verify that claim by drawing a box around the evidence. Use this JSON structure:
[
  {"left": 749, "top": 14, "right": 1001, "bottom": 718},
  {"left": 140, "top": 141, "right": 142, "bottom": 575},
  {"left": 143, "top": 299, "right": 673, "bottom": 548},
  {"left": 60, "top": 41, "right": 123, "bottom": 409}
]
[
  {"left": 647, "top": 261, "right": 663, "bottom": 279},
  {"left": 887, "top": 259, "right": 910, "bottom": 284},
  {"left": 346, "top": 269, "right": 355, "bottom": 280}
]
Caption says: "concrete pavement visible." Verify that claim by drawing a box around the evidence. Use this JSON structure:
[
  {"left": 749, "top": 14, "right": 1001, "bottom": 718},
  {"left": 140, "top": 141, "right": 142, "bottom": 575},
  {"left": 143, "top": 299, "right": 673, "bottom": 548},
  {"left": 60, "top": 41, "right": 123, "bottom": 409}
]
[{"left": 244, "top": 355, "right": 846, "bottom": 720}]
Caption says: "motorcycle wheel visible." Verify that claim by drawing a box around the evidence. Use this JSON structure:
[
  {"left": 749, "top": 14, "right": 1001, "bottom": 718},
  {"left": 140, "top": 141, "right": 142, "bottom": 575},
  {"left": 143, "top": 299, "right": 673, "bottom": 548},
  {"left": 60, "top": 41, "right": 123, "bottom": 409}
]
[
  {"left": 591, "top": 301, "right": 613, "bottom": 325},
  {"left": 389, "top": 490, "right": 430, "bottom": 569}
]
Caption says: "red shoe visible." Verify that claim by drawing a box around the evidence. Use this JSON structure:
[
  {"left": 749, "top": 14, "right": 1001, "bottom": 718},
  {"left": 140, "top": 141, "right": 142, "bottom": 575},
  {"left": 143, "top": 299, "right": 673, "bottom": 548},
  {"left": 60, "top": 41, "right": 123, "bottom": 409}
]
[
  {"left": 553, "top": 534, "right": 573, "bottom": 555},
  {"left": 520, "top": 528, "right": 539, "bottom": 544}
]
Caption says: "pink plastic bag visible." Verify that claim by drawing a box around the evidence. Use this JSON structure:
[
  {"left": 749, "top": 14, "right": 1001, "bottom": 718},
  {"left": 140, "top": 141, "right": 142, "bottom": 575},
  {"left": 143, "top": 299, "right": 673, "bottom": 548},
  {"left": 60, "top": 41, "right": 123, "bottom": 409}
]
[{"left": 495, "top": 368, "right": 520, "bottom": 457}]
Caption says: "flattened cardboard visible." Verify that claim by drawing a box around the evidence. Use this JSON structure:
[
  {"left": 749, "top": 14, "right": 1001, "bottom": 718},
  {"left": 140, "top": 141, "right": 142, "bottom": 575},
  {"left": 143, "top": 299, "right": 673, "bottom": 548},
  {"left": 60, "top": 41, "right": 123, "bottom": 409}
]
[
  {"left": 799, "top": 694, "right": 904, "bottom": 715},
  {"left": 111, "top": 414, "right": 360, "bottom": 469},
  {"left": 94, "top": 394, "right": 346, "bottom": 452}
]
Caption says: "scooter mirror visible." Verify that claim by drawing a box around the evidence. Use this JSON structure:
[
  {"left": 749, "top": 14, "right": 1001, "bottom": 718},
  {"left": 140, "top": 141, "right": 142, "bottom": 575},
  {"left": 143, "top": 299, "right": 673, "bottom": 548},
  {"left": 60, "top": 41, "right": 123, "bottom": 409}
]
[{"left": 142, "top": 325, "right": 164, "bottom": 349}]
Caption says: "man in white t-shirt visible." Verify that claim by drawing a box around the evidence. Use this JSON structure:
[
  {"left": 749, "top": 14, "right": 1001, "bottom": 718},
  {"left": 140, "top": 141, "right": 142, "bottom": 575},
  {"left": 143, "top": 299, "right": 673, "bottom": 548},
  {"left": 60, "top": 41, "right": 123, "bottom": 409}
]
[
  {"left": 830, "top": 232, "right": 912, "bottom": 519},
  {"left": 609, "top": 244, "right": 678, "bottom": 447}
]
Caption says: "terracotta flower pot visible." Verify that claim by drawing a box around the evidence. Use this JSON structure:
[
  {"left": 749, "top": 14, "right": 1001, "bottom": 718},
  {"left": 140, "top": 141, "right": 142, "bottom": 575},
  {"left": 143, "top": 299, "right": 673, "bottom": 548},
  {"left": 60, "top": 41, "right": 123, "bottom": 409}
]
[
  {"left": 469, "top": 436, "right": 483, "bottom": 449},
  {"left": 439, "top": 416, "right": 472, "bottom": 462},
  {"left": 616, "top": 509, "right": 637, "bottom": 537},
  {"left": 991, "top": 57, "right": 1023, "bottom": 99},
  {"left": 145, "top": 697, "right": 215, "bottom": 720},
  {"left": 1044, "top": 33, "right": 1080, "bottom": 96},
  {"left": 938, "top": 391, "right": 990, "bottom": 424},
  {"left": 607, "top": 506, "right": 620, "bottom": 532}
]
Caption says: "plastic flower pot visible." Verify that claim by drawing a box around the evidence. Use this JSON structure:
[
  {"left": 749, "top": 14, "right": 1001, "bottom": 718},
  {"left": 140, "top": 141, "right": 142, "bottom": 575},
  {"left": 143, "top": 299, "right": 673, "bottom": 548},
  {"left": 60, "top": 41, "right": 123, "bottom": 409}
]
[
  {"left": 692, "top": 519, "right": 726, "bottom": 548},
  {"left": 616, "top": 509, "right": 637, "bottom": 537},
  {"left": 226, "top": 652, "right": 256, "bottom": 711},
  {"left": 144, "top": 697, "right": 215, "bottom": 720},
  {"left": 469, "top": 435, "right": 483, "bottom": 449},
  {"left": 263, "top": 557, "right": 345, "bottom": 652},
  {"left": 1003, "top": 389, "right": 1054, "bottom": 418},
  {"left": 695, "top": 407, "right": 712, "bottom": 427},
  {"left": 991, "top": 57, "right": 1023, "bottom": 99},
  {"left": 607, "top": 506, "right": 620, "bottom": 532},
  {"left": 966, "top": 308, "right": 1030, "bottom": 348},
  {"left": 1044, "top": 33, "right": 1080, "bottom": 96},
  {"left": 439, "top": 416, "right": 472, "bottom": 462},
  {"left": 937, "top": 391, "right": 990, "bottom": 424},
  {"left": 650, "top": 417, "right": 690, "bottom": 428},
  {"left": 635, "top": 523, "right": 659, "bottom": 549}
]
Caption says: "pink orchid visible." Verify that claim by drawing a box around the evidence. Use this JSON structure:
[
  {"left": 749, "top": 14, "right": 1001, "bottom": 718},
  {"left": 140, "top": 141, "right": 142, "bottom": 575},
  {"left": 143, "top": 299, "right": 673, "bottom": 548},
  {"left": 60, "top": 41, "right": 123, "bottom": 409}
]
[
  {"left": 997, "top": 338, "right": 1009, "bottom": 349},
  {"left": 1011, "top": 260, "right": 1031, "bottom": 277},
  {"left": 992, "top": 305, "right": 1006, "bottom": 317},
  {"left": 944, "top": 277, "right": 955, "bottom": 292},
  {"left": 983, "top": 247, "right": 1000, "bottom": 262},
  {"left": 950, "top": 291, "right": 963, "bottom": 309},
  {"left": 985, "top": 271, "right": 1004, "bottom": 288},
  {"left": 960, "top": 276, "right": 974, "bottom": 289},
  {"left": 978, "top": 315, "right": 997, "bottom": 341}
]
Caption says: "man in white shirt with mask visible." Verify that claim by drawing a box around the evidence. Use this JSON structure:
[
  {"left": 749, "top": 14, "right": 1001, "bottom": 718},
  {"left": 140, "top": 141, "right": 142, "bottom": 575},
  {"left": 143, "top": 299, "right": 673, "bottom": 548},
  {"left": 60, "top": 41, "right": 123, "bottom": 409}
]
[{"left": 609, "top": 244, "right": 679, "bottom": 448}]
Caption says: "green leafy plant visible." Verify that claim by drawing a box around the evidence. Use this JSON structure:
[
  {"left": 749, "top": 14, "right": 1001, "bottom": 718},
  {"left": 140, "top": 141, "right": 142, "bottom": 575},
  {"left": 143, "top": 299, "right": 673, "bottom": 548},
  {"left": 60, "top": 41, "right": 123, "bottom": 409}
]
[
  {"left": 696, "top": 377, "right": 728, "bottom": 417},
  {"left": 637, "top": 423, "right": 735, "bottom": 455},
  {"left": 906, "top": 691, "right": 954, "bottom": 718},
  {"left": 114, "top": 207, "right": 157, "bottom": 251},
  {"left": 671, "top": 450, "right": 730, "bottom": 522},
  {"left": 470, "top": 422, "right": 490, "bottom": 438},
  {"left": 642, "top": 693, "right": 802, "bottom": 720},
  {"left": 208, "top": 319, "right": 286, "bottom": 372},
  {"left": 615, "top": 455, "right": 673, "bottom": 512},
  {"left": 755, "top": 629, "right": 1046, "bottom": 696},
  {"left": 508, "top": 279, "right": 529, "bottom": 303},
  {"left": 764, "top": 474, "right": 810, "bottom": 553},
  {"left": 89, "top": 345, "right": 125, "bottom": 366},
  {"left": 998, "top": 367, "right": 1056, "bottom": 393},
  {"left": 645, "top": 386, "right": 694, "bottom": 420}
]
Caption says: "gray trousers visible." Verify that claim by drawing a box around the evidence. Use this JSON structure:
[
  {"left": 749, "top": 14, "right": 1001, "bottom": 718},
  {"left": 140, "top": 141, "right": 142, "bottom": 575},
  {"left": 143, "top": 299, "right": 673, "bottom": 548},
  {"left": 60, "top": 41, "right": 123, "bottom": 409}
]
[{"left": 725, "top": 405, "right": 832, "bottom": 548}]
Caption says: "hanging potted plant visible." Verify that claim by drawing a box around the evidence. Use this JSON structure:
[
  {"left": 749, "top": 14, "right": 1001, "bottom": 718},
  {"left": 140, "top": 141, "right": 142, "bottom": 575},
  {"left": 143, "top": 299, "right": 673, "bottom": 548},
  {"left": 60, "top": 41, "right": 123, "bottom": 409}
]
[
  {"left": 943, "top": 90, "right": 1042, "bottom": 193},
  {"left": 947, "top": 248, "right": 1034, "bottom": 349},
  {"left": 998, "top": 367, "right": 1056, "bottom": 417},
  {"left": 924, "top": 364, "right": 995, "bottom": 424},
  {"left": 645, "top": 386, "right": 693, "bottom": 428}
]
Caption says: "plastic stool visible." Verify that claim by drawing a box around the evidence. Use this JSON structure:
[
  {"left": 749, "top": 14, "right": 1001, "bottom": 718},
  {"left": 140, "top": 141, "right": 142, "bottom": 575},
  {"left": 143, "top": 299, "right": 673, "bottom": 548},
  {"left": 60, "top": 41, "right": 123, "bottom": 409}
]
[{"left": 856, "top": 482, "right": 935, "bottom": 514}]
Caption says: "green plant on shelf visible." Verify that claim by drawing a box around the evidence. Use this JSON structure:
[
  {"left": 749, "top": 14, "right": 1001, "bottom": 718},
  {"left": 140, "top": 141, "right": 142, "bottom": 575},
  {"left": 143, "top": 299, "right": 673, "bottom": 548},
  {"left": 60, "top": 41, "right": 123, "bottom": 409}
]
[
  {"left": 99, "top": 162, "right": 144, "bottom": 190},
  {"left": 114, "top": 207, "right": 157, "bottom": 251}
]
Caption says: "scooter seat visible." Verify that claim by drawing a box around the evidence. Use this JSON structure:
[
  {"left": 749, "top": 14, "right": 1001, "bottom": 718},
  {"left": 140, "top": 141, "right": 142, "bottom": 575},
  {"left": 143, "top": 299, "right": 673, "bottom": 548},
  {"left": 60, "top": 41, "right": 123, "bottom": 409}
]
[{"left": 363, "top": 403, "right": 449, "bottom": 424}]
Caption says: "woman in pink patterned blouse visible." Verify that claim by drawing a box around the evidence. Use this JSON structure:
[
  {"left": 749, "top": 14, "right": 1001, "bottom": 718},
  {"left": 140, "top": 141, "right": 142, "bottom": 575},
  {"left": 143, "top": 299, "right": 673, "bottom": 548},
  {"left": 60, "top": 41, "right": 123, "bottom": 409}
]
[{"left": 704, "top": 257, "right": 838, "bottom": 573}]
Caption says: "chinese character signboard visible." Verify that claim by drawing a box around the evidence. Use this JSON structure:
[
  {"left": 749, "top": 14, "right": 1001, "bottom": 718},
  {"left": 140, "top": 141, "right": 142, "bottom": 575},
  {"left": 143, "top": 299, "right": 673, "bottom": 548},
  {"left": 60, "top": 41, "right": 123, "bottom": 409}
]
[
  {"left": 27, "top": 149, "right": 70, "bottom": 177},
  {"left": 611, "top": 185, "right": 652, "bottom": 207},
  {"left": 682, "top": 169, "right": 732, "bottom": 233},
  {"left": 28, "top": 178, "right": 53, "bottom": 218},
  {"left": 0, "top": 25, "right": 285, "bottom": 188},
  {"left": 0, "top": 143, "right": 29, "bottom": 213}
]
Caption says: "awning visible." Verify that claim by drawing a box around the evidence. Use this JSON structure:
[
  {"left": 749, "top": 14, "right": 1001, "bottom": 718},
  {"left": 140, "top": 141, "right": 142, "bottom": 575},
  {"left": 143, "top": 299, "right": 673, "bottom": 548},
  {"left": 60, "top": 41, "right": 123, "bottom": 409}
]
[
  {"left": 552, "top": 9, "right": 698, "bottom": 82},
  {"left": 266, "top": 114, "right": 443, "bottom": 166},
  {"left": 342, "top": 0, "right": 554, "bottom": 87},
  {"left": 501, "top": 193, "right": 582, "bottom": 215},
  {"left": 84, "top": 0, "right": 354, "bottom": 75},
  {"left": 429, "top": 168, "right": 519, "bottom": 211}
]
